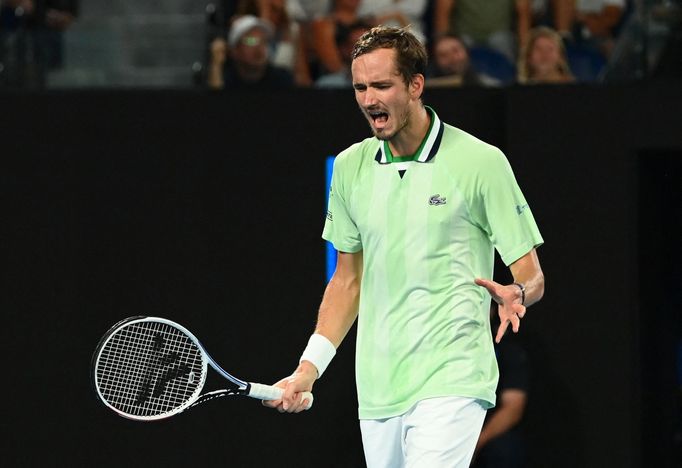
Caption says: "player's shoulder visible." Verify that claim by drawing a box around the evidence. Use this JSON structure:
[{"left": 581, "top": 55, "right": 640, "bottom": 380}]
[
  {"left": 333, "top": 137, "right": 378, "bottom": 169},
  {"left": 440, "top": 123, "right": 508, "bottom": 170},
  {"left": 442, "top": 123, "right": 503, "bottom": 158}
]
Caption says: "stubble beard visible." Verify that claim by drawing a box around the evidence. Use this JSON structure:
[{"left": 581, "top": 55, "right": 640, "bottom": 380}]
[{"left": 369, "top": 106, "right": 411, "bottom": 142}]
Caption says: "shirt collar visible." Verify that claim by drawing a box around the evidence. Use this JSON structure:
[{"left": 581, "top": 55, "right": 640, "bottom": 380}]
[{"left": 374, "top": 106, "right": 444, "bottom": 165}]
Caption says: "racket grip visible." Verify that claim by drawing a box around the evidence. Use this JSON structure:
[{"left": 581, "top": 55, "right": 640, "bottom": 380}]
[{"left": 248, "top": 383, "right": 314, "bottom": 410}]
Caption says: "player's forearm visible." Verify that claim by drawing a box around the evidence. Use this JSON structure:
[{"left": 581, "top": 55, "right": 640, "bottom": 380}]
[
  {"left": 314, "top": 272, "right": 361, "bottom": 348},
  {"left": 297, "top": 275, "right": 359, "bottom": 380},
  {"left": 514, "top": 269, "right": 544, "bottom": 307},
  {"left": 510, "top": 249, "right": 544, "bottom": 307},
  {"left": 299, "top": 251, "right": 362, "bottom": 379}
]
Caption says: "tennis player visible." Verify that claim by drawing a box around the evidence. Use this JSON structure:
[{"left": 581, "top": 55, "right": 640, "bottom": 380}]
[{"left": 265, "top": 25, "right": 545, "bottom": 468}]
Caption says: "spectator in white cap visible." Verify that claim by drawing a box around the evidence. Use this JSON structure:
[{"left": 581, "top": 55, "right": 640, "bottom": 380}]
[
  {"left": 207, "top": 14, "right": 294, "bottom": 89},
  {"left": 231, "top": 0, "right": 313, "bottom": 86}
]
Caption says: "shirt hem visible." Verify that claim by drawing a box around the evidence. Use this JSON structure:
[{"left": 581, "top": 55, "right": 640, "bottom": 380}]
[{"left": 357, "top": 389, "right": 496, "bottom": 420}]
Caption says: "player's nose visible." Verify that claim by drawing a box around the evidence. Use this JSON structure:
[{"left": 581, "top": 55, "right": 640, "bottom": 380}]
[{"left": 362, "top": 89, "right": 379, "bottom": 107}]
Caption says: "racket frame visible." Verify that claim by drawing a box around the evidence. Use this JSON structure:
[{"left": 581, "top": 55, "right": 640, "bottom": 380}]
[
  {"left": 93, "top": 316, "right": 213, "bottom": 420},
  {"left": 92, "top": 316, "right": 309, "bottom": 421}
]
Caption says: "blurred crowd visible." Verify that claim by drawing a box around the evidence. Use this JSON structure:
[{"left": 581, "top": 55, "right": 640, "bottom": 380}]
[
  {"left": 204, "top": 0, "right": 634, "bottom": 90},
  {"left": 0, "top": 0, "right": 78, "bottom": 88},
  {"left": 0, "top": 0, "right": 638, "bottom": 89}
]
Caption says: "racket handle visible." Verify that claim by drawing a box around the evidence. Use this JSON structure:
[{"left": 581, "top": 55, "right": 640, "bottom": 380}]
[{"left": 248, "top": 383, "right": 314, "bottom": 410}]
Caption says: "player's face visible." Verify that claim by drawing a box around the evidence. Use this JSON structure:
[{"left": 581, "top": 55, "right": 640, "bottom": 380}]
[{"left": 351, "top": 48, "right": 418, "bottom": 141}]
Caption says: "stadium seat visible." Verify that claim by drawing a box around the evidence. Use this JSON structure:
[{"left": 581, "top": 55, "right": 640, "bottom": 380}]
[
  {"left": 566, "top": 44, "right": 607, "bottom": 82},
  {"left": 468, "top": 46, "right": 517, "bottom": 84}
]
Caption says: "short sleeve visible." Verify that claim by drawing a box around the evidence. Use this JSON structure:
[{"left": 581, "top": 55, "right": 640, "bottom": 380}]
[
  {"left": 475, "top": 150, "right": 544, "bottom": 266},
  {"left": 322, "top": 154, "right": 363, "bottom": 253}
]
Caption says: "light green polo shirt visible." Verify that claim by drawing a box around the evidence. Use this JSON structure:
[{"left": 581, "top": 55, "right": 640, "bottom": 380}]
[{"left": 323, "top": 107, "right": 543, "bottom": 420}]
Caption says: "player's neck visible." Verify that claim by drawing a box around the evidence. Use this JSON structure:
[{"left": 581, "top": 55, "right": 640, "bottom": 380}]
[{"left": 388, "top": 105, "right": 431, "bottom": 158}]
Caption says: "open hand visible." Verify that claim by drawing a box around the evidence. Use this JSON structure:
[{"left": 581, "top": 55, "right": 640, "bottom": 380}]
[{"left": 475, "top": 278, "right": 526, "bottom": 343}]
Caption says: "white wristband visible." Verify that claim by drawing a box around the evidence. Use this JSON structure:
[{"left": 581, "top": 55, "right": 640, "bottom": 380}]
[{"left": 299, "top": 334, "right": 336, "bottom": 379}]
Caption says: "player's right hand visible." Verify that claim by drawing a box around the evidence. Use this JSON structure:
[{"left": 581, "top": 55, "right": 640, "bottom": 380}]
[{"left": 264, "top": 361, "right": 316, "bottom": 413}]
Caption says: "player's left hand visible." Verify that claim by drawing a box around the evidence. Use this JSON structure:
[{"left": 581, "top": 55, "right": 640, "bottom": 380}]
[{"left": 475, "top": 278, "right": 526, "bottom": 343}]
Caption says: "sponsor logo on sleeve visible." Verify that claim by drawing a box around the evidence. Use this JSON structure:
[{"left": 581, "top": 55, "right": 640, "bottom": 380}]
[{"left": 516, "top": 204, "right": 528, "bottom": 215}]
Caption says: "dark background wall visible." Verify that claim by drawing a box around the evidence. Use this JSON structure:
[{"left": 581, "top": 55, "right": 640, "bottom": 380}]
[{"left": 2, "top": 83, "right": 681, "bottom": 467}]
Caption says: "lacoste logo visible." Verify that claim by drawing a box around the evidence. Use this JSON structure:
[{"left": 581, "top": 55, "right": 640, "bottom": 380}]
[
  {"left": 516, "top": 204, "right": 528, "bottom": 215},
  {"left": 429, "top": 194, "right": 447, "bottom": 206}
]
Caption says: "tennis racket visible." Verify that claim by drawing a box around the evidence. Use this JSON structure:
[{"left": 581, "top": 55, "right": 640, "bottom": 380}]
[{"left": 92, "top": 316, "right": 313, "bottom": 421}]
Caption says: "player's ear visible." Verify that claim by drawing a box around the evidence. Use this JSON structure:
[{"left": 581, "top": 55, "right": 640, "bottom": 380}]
[{"left": 410, "top": 74, "right": 425, "bottom": 99}]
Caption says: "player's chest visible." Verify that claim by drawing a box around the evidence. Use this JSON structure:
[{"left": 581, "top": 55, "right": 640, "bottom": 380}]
[{"left": 348, "top": 165, "right": 471, "bottom": 233}]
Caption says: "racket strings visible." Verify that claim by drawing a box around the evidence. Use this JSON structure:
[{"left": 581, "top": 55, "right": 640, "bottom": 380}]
[{"left": 95, "top": 321, "right": 205, "bottom": 418}]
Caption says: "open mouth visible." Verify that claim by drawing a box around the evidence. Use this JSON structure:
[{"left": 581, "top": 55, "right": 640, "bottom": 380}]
[{"left": 368, "top": 110, "right": 389, "bottom": 126}]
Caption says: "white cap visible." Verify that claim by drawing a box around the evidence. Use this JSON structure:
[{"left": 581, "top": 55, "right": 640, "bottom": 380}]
[{"left": 228, "top": 15, "right": 274, "bottom": 48}]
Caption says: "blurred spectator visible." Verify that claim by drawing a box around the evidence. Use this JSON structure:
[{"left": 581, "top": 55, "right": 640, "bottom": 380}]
[
  {"left": 358, "top": 0, "right": 429, "bottom": 44},
  {"left": 517, "top": 26, "right": 575, "bottom": 83},
  {"left": 552, "top": 0, "right": 626, "bottom": 57},
  {"left": 471, "top": 306, "right": 530, "bottom": 468},
  {"left": 426, "top": 33, "right": 501, "bottom": 87},
  {"left": 0, "top": 0, "right": 78, "bottom": 89},
  {"left": 235, "top": 0, "right": 312, "bottom": 86},
  {"left": 309, "top": 0, "right": 374, "bottom": 79},
  {"left": 207, "top": 15, "right": 294, "bottom": 90},
  {"left": 284, "top": 0, "right": 333, "bottom": 87},
  {"left": 529, "top": 0, "right": 551, "bottom": 26},
  {"left": 287, "top": 0, "right": 332, "bottom": 21},
  {"left": 433, "top": 0, "right": 532, "bottom": 62},
  {"left": 314, "top": 21, "right": 369, "bottom": 88}
]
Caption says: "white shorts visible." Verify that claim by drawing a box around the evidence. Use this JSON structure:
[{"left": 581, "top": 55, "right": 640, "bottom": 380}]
[{"left": 359, "top": 396, "right": 487, "bottom": 468}]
